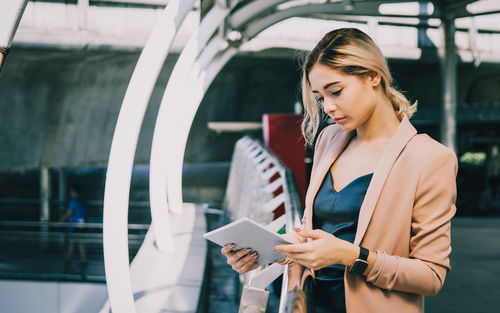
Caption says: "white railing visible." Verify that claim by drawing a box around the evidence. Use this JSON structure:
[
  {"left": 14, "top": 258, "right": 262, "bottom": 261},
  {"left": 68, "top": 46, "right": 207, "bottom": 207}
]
[{"left": 225, "top": 137, "right": 302, "bottom": 313}]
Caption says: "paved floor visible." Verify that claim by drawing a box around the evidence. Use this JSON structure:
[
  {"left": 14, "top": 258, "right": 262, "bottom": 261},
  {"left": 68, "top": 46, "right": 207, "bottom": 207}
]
[
  {"left": 205, "top": 216, "right": 500, "bottom": 313},
  {"left": 426, "top": 218, "right": 500, "bottom": 313},
  {"left": 1, "top": 215, "right": 499, "bottom": 312}
]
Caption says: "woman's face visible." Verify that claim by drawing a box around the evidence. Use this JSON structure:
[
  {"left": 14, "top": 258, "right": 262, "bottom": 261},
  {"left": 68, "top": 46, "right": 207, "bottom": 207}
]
[{"left": 308, "top": 63, "right": 378, "bottom": 131}]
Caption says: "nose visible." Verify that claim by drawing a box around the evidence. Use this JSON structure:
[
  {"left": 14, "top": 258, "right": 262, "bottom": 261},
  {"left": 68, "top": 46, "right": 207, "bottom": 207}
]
[{"left": 322, "top": 98, "right": 337, "bottom": 114}]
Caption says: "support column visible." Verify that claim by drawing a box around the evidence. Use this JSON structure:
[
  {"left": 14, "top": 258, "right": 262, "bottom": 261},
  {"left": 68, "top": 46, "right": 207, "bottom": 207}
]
[
  {"left": 77, "top": 0, "right": 89, "bottom": 29},
  {"left": 40, "top": 167, "right": 51, "bottom": 249},
  {"left": 58, "top": 168, "right": 67, "bottom": 219},
  {"left": 439, "top": 16, "right": 457, "bottom": 153}
]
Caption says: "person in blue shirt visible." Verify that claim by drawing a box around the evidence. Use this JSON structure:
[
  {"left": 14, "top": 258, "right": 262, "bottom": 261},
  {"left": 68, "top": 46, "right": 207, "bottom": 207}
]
[{"left": 61, "top": 184, "right": 88, "bottom": 272}]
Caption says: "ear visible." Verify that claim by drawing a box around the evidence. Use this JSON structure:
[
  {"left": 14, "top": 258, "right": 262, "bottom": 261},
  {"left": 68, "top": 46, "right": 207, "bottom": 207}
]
[{"left": 366, "top": 70, "right": 382, "bottom": 87}]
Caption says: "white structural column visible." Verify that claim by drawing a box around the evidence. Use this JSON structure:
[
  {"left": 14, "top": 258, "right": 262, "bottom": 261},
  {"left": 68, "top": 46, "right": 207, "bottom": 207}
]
[
  {"left": 439, "top": 15, "right": 457, "bottom": 153},
  {"left": 149, "top": 4, "right": 229, "bottom": 222},
  {"left": 39, "top": 167, "right": 50, "bottom": 250},
  {"left": 0, "top": 0, "right": 28, "bottom": 73},
  {"left": 102, "top": 1, "right": 196, "bottom": 312}
]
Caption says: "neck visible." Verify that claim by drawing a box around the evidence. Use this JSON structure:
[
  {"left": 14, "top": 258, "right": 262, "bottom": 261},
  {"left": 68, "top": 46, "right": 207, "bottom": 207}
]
[{"left": 355, "top": 93, "right": 400, "bottom": 144}]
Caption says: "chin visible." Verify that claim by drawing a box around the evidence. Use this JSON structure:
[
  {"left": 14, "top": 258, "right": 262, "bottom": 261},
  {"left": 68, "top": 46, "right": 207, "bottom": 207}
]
[{"left": 336, "top": 121, "right": 356, "bottom": 132}]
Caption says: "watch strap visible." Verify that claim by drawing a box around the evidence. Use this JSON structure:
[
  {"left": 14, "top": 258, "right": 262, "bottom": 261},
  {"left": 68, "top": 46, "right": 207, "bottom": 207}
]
[
  {"left": 359, "top": 246, "right": 369, "bottom": 261},
  {"left": 349, "top": 246, "right": 370, "bottom": 276}
]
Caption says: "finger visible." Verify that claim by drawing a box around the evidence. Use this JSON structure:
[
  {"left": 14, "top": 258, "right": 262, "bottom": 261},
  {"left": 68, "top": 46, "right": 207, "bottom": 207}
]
[
  {"left": 240, "top": 262, "right": 259, "bottom": 273},
  {"left": 285, "top": 254, "right": 312, "bottom": 268},
  {"left": 295, "top": 229, "right": 324, "bottom": 240},
  {"left": 227, "top": 248, "right": 252, "bottom": 265},
  {"left": 281, "top": 231, "right": 304, "bottom": 244},
  {"left": 273, "top": 258, "right": 291, "bottom": 265},
  {"left": 233, "top": 251, "right": 258, "bottom": 271},
  {"left": 233, "top": 248, "right": 253, "bottom": 259},
  {"left": 274, "top": 243, "right": 307, "bottom": 254},
  {"left": 221, "top": 243, "right": 237, "bottom": 255},
  {"left": 239, "top": 253, "right": 260, "bottom": 272},
  {"left": 276, "top": 257, "right": 294, "bottom": 265}
]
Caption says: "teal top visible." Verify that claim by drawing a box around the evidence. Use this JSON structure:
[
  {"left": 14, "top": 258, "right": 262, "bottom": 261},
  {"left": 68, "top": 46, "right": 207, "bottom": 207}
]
[{"left": 313, "top": 171, "right": 373, "bottom": 275}]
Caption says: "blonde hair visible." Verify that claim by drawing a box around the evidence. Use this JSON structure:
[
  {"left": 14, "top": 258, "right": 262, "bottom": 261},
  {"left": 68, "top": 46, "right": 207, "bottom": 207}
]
[{"left": 301, "top": 28, "right": 417, "bottom": 146}]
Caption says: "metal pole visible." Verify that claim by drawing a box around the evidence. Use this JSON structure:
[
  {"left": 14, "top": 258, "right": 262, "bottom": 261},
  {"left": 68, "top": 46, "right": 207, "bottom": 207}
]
[
  {"left": 59, "top": 168, "right": 67, "bottom": 219},
  {"left": 439, "top": 16, "right": 457, "bottom": 153},
  {"left": 40, "top": 167, "right": 50, "bottom": 249}
]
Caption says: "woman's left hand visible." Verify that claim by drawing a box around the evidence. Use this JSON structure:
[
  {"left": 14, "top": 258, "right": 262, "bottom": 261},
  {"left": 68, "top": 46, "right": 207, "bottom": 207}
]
[{"left": 273, "top": 228, "right": 357, "bottom": 270}]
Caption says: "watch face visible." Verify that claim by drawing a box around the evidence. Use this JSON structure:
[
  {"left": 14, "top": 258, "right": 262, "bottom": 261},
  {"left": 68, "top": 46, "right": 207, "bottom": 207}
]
[{"left": 350, "top": 260, "right": 368, "bottom": 275}]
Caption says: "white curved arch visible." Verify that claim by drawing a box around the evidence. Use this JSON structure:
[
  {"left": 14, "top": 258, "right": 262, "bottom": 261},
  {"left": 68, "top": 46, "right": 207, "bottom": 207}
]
[
  {"left": 228, "top": 0, "right": 286, "bottom": 28},
  {"left": 102, "top": 1, "right": 196, "bottom": 312},
  {"left": 153, "top": 0, "right": 290, "bottom": 222},
  {"left": 244, "top": 2, "right": 361, "bottom": 39},
  {"left": 149, "top": 4, "right": 229, "bottom": 228},
  {"left": 157, "top": 45, "right": 237, "bottom": 219}
]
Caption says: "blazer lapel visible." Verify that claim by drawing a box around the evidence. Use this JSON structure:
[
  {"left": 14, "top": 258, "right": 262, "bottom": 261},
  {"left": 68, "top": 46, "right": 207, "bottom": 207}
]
[
  {"left": 354, "top": 115, "right": 417, "bottom": 245},
  {"left": 305, "top": 128, "right": 355, "bottom": 229}
]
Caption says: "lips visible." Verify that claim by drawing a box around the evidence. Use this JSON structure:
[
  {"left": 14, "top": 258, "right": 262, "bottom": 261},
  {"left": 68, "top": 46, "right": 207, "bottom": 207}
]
[{"left": 334, "top": 116, "right": 347, "bottom": 123}]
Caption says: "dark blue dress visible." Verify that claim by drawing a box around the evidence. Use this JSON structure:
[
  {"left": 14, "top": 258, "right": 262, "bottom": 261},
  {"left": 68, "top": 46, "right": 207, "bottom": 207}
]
[{"left": 312, "top": 171, "right": 373, "bottom": 313}]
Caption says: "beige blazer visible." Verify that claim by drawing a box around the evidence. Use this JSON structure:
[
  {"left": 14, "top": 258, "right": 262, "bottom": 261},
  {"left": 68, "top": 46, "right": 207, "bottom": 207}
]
[{"left": 303, "top": 115, "right": 458, "bottom": 313}]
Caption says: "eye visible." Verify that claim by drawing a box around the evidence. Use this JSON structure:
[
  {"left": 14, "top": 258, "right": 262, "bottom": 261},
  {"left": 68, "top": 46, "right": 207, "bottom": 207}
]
[{"left": 331, "top": 88, "right": 343, "bottom": 96}]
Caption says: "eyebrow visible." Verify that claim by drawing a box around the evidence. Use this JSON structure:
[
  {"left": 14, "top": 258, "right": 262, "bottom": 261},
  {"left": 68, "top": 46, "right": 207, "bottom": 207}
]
[{"left": 312, "top": 81, "right": 340, "bottom": 93}]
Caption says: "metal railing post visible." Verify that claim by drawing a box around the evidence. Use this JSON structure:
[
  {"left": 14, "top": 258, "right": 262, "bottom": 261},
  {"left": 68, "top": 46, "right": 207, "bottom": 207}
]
[{"left": 40, "top": 167, "right": 51, "bottom": 250}]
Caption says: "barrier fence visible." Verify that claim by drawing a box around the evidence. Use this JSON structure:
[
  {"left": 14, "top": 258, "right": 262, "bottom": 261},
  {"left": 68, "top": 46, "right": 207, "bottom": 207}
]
[{"left": 224, "top": 136, "right": 302, "bottom": 313}]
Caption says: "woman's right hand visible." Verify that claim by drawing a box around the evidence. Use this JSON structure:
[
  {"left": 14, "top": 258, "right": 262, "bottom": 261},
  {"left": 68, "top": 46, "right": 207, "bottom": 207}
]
[{"left": 221, "top": 244, "right": 259, "bottom": 274}]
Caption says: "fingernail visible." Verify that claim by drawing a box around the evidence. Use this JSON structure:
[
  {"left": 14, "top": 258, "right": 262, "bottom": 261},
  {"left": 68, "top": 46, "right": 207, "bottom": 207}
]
[
  {"left": 251, "top": 252, "right": 258, "bottom": 258},
  {"left": 272, "top": 247, "right": 277, "bottom": 251},
  {"left": 226, "top": 243, "right": 236, "bottom": 248},
  {"left": 244, "top": 248, "right": 252, "bottom": 253},
  {"left": 292, "top": 227, "right": 302, "bottom": 232}
]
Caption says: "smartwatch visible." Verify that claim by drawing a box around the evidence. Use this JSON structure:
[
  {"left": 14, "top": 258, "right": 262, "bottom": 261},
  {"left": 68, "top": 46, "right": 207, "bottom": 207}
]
[{"left": 349, "top": 246, "right": 369, "bottom": 276}]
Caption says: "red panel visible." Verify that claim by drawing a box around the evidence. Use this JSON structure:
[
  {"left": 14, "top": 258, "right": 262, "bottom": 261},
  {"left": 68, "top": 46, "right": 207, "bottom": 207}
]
[{"left": 262, "top": 114, "right": 306, "bottom": 206}]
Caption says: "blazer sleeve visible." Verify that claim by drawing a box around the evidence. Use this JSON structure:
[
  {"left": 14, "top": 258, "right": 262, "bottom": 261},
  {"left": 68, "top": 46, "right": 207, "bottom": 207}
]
[{"left": 365, "top": 147, "right": 458, "bottom": 296}]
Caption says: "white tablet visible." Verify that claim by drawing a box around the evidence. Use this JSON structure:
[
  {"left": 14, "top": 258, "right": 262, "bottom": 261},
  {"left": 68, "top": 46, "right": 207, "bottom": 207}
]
[{"left": 203, "top": 217, "right": 292, "bottom": 265}]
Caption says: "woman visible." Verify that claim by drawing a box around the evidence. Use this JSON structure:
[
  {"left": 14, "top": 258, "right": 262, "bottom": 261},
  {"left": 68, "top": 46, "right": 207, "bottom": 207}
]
[{"left": 222, "top": 28, "right": 457, "bottom": 313}]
